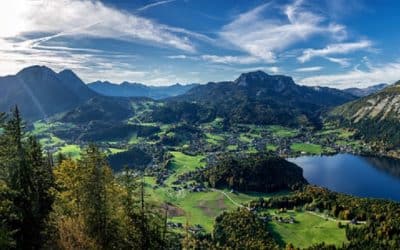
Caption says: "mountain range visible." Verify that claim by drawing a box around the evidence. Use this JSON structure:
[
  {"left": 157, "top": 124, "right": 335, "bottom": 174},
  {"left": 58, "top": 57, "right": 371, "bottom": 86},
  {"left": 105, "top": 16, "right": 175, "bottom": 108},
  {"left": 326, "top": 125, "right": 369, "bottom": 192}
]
[
  {"left": 0, "top": 66, "right": 96, "bottom": 120},
  {"left": 88, "top": 81, "right": 198, "bottom": 99},
  {"left": 2, "top": 65, "right": 390, "bottom": 129},
  {"left": 344, "top": 83, "right": 389, "bottom": 97},
  {"left": 167, "top": 71, "right": 357, "bottom": 127}
]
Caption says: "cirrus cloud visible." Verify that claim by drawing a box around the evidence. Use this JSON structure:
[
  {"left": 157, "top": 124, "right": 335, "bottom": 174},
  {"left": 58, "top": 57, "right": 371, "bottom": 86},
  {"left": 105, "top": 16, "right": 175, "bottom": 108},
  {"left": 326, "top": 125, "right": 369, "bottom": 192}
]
[
  {"left": 298, "top": 40, "right": 372, "bottom": 63},
  {"left": 0, "top": 0, "right": 197, "bottom": 52},
  {"left": 219, "top": 0, "right": 347, "bottom": 63},
  {"left": 300, "top": 61, "right": 400, "bottom": 88},
  {"left": 295, "top": 66, "right": 323, "bottom": 72},
  {"left": 201, "top": 55, "right": 261, "bottom": 64}
]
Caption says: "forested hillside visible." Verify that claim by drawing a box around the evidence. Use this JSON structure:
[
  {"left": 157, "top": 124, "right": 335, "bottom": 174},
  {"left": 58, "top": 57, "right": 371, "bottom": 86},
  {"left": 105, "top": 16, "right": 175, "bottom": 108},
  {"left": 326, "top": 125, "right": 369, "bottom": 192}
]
[
  {"left": 198, "top": 153, "right": 307, "bottom": 193},
  {"left": 0, "top": 108, "right": 178, "bottom": 249},
  {"left": 164, "top": 71, "right": 356, "bottom": 127},
  {"left": 330, "top": 82, "right": 400, "bottom": 149}
]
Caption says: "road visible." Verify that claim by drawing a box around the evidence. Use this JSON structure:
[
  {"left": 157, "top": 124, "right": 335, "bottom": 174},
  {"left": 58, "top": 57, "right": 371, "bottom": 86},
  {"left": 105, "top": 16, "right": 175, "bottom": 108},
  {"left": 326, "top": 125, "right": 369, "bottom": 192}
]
[
  {"left": 211, "top": 188, "right": 250, "bottom": 210},
  {"left": 306, "top": 211, "right": 366, "bottom": 224}
]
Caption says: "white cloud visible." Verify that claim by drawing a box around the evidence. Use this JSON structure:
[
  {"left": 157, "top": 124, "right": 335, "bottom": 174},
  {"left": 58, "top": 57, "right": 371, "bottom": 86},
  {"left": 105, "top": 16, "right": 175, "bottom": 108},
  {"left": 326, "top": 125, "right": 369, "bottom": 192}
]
[
  {"left": 0, "top": 0, "right": 213, "bottom": 84},
  {"left": 300, "top": 61, "right": 400, "bottom": 88},
  {"left": 239, "top": 66, "right": 280, "bottom": 74},
  {"left": 220, "top": 0, "right": 347, "bottom": 63},
  {"left": 326, "top": 57, "right": 351, "bottom": 67},
  {"left": 298, "top": 40, "right": 371, "bottom": 63},
  {"left": 266, "top": 66, "right": 280, "bottom": 74},
  {"left": 201, "top": 55, "right": 260, "bottom": 64},
  {"left": 137, "top": 0, "right": 176, "bottom": 12},
  {"left": 0, "top": 0, "right": 196, "bottom": 52},
  {"left": 167, "top": 55, "right": 188, "bottom": 59},
  {"left": 295, "top": 66, "right": 323, "bottom": 72}
]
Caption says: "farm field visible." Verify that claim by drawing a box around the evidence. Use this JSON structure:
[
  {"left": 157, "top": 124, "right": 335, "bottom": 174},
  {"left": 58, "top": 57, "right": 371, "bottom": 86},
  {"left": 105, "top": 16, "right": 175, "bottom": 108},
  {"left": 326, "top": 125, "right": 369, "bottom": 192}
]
[
  {"left": 267, "top": 210, "right": 348, "bottom": 248},
  {"left": 291, "top": 143, "right": 323, "bottom": 154}
]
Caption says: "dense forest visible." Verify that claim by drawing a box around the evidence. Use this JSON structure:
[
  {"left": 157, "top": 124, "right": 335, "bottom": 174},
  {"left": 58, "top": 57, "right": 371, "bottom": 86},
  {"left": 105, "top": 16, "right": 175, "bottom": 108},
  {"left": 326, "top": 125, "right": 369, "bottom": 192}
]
[
  {"left": 198, "top": 153, "right": 307, "bottom": 192},
  {"left": 0, "top": 108, "right": 179, "bottom": 249},
  {"left": 148, "top": 101, "right": 216, "bottom": 124}
]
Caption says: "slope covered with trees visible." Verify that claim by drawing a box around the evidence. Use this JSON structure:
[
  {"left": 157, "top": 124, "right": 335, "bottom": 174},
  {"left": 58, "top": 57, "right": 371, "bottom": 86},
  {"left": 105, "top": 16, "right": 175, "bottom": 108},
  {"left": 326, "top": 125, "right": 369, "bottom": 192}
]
[
  {"left": 165, "top": 71, "right": 356, "bottom": 127},
  {"left": 0, "top": 108, "right": 177, "bottom": 249},
  {"left": 330, "top": 82, "right": 400, "bottom": 149},
  {"left": 198, "top": 153, "right": 307, "bottom": 193}
]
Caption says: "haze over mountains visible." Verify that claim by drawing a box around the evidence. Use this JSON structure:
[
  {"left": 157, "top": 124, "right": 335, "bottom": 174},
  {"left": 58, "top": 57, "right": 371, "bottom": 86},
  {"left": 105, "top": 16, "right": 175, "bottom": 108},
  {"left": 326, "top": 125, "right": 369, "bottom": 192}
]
[
  {"left": 344, "top": 83, "right": 389, "bottom": 97},
  {"left": 88, "top": 81, "right": 199, "bottom": 99},
  {"left": 0, "top": 65, "right": 391, "bottom": 123}
]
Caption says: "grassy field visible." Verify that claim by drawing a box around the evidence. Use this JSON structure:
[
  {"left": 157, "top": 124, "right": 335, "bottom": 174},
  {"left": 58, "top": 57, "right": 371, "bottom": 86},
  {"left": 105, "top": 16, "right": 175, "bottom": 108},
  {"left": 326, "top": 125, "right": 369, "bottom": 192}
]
[
  {"left": 227, "top": 144, "right": 238, "bottom": 151},
  {"left": 291, "top": 143, "right": 322, "bottom": 154},
  {"left": 268, "top": 210, "right": 348, "bottom": 248},
  {"left": 168, "top": 191, "right": 235, "bottom": 231},
  {"left": 164, "top": 151, "right": 205, "bottom": 186},
  {"left": 316, "top": 127, "right": 354, "bottom": 139},
  {"left": 143, "top": 151, "right": 286, "bottom": 232},
  {"left": 172, "top": 190, "right": 281, "bottom": 231},
  {"left": 108, "top": 148, "right": 126, "bottom": 154},
  {"left": 266, "top": 144, "right": 278, "bottom": 152},
  {"left": 205, "top": 133, "right": 224, "bottom": 145},
  {"left": 268, "top": 125, "right": 298, "bottom": 138},
  {"left": 239, "top": 133, "right": 253, "bottom": 143},
  {"left": 129, "top": 133, "right": 140, "bottom": 144},
  {"left": 146, "top": 185, "right": 284, "bottom": 232},
  {"left": 59, "top": 144, "right": 81, "bottom": 159}
]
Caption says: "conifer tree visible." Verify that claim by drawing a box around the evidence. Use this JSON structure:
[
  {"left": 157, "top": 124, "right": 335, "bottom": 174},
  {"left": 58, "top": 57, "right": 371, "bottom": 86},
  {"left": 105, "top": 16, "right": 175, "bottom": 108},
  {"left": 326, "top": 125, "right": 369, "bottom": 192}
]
[
  {"left": 78, "top": 144, "right": 118, "bottom": 248},
  {"left": 0, "top": 107, "right": 54, "bottom": 249}
]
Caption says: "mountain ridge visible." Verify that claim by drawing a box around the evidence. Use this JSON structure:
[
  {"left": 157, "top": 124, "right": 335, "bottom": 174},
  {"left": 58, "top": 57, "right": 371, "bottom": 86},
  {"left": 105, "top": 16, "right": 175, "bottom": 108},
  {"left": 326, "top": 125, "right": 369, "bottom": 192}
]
[
  {"left": 0, "top": 65, "right": 97, "bottom": 120},
  {"left": 161, "top": 71, "right": 357, "bottom": 127},
  {"left": 344, "top": 83, "right": 389, "bottom": 97},
  {"left": 88, "top": 80, "right": 199, "bottom": 99},
  {"left": 330, "top": 82, "right": 400, "bottom": 147}
]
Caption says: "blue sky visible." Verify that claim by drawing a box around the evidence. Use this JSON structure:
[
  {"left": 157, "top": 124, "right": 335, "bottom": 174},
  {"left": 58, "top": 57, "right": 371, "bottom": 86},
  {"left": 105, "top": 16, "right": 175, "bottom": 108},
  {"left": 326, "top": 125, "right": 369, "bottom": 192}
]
[{"left": 1, "top": 0, "right": 400, "bottom": 88}]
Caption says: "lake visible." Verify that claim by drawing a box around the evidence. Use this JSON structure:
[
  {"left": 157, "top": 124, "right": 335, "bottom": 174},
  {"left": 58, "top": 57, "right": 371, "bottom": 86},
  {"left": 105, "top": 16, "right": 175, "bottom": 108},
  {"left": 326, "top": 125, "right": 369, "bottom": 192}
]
[{"left": 288, "top": 154, "right": 400, "bottom": 202}]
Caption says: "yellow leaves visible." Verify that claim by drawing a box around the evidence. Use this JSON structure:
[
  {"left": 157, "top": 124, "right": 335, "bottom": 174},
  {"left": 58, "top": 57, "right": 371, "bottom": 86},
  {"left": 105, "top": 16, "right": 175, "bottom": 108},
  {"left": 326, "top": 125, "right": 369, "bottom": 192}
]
[
  {"left": 53, "top": 159, "right": 82, "bottom": 215},
  {"left": 54, "top": 159, "right": 80, "bottom": 191},
  {"left": 55, "top": 216, "right": 99, "bottom": 250}
]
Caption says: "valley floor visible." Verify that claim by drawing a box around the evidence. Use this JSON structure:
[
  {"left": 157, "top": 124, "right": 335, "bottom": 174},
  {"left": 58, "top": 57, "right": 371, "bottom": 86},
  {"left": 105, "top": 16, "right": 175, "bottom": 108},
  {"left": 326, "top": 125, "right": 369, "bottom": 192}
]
[{"left": 30, "top": 117, "right": 376, "bottom": 246}]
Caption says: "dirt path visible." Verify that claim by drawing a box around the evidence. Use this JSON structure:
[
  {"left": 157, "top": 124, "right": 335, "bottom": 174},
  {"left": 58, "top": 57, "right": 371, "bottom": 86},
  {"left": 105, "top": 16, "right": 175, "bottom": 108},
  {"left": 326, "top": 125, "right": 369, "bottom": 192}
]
[
  {"left": 211, "top": 189, "right": 250, "bottom": 210},
  {"left": 306, "top": 211, "right": 366, "bottom": 224}
]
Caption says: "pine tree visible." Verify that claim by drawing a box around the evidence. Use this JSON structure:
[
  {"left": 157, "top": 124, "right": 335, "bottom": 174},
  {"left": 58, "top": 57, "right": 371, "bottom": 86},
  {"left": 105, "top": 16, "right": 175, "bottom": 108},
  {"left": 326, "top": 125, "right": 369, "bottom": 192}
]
[
  {"left": 26, "top": 136, "right": 55, "bottom": 246},
  {"left": 4, "top": 107, "right": 37, "bottom": 249},
  {"left": 0, "top": 107, "right": 55, "bottom": 249},
  {"left": 78, "top": 144, "right": 118, "bottom": 248}
]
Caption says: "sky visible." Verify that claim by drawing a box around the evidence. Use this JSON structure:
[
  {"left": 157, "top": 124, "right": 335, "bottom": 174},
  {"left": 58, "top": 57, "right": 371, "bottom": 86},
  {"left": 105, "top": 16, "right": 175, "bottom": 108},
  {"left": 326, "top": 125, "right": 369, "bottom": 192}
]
[{"left": 0, "top": 0, "right": 400, "bottom": 88}]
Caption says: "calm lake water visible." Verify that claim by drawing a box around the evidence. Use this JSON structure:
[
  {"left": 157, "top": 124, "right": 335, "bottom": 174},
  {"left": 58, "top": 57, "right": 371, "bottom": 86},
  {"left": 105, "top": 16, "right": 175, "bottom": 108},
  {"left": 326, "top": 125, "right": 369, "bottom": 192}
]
[{"left": 288, "top": 154, "right": 400, "bottom": 202}]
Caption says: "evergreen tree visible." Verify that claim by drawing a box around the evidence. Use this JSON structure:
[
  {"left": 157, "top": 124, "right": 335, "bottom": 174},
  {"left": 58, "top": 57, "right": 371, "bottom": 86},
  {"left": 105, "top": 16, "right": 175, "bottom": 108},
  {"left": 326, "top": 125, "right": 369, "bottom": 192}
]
[
  {"left": 78, "top": 144, "right": 119, "bottom": 249},
  {"left": 0, "top": 180, "right": 18, "bottom": 249},
  {"left": 4, "top": 107, "right": 37, "bottom": 249},
  {"left": 119, "top": 170, "right": 169, "bottom": 249},
  {"left": 0, "top": 107, "right": 55, "bottom": 249},
  {"left": 26, "top": 136, "right": 55, "bottom": 246}
]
